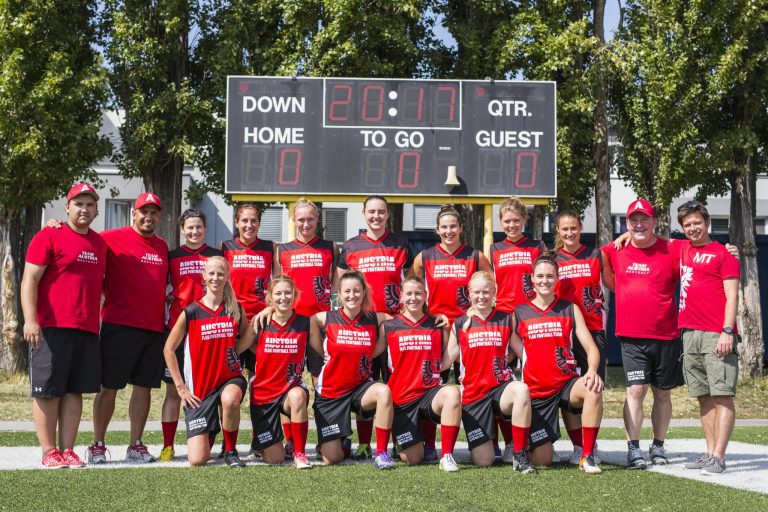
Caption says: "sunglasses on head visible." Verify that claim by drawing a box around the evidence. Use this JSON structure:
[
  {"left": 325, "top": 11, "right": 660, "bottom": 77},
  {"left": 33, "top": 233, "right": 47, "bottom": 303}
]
[{"left": 677, "top": 200, "right": 703, "bottom": 212}]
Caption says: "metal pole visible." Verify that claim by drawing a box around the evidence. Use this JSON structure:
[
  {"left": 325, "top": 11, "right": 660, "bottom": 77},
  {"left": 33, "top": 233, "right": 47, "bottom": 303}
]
[{"left": 483, "top": 203, "right": 493, "bottom": 256}]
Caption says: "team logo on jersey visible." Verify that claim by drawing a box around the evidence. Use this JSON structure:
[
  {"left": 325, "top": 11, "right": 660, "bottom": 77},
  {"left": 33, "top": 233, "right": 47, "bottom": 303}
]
[
  {"left": 384, "top": 283, "right": 401, "bottom": 314},
  {"left": 582, "top": 285, "right": 605, "bottom": 315},
  {"left": 420, "top": 359, "right": 441, "bottom": 386},
  {"left": 358, "top": 356, "right": 373, "bottom": 380},
  {"left": 492, "top": 356, "right": 512, "bottom": 383},
  {"left": 457, "top": 286, "right": 471, "bottom": 311},
  {"left": 554, "top": 347, "right": 576, "bottom": 376},
  {"left": 253, "top": 278, "right": 266, "bottom": 302},
  {"left": 522, "top": 274, "right": 536, "bottom": 300},
  {"left": 286, "top": 362, "right": 303, "bottom": 386},
  {"left": 225, "top": 347, "right": 241, "bottom": 373},
  {"left": 313, "top": 276, "right": 331, "bottom": 306}
]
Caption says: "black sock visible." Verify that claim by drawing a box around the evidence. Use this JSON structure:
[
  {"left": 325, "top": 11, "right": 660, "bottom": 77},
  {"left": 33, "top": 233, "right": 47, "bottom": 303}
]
[
  {"left": 628, "top": 440, "right": 640, "bottom": 450},
  {"left": 652, "top": 438, "right": 664, "bottom": 447}
]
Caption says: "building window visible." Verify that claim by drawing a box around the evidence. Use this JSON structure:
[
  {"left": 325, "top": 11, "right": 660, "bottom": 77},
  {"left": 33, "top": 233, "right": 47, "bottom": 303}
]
[
  {"left": 259, "top": 206, "right": 284, "bottom": 243},
  {"left": 413, "top": 205, "right": 441, "bottom": 230},
  {"left": 105, "top": 200, "right": 131, "bottom": 229},
  {"left": 322, "top": 208, "right": 347, "bottom": 242},
  {"left": 710, "top": 218, "right": 729, "bottom": 234},
  {"left": 614, "top": 215, "right": 628, "bottom": 234}
]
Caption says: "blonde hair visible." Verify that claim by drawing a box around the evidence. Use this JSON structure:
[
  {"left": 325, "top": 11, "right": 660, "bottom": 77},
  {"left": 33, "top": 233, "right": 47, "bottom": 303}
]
[
  {"left": 266, "top": 274, "right": 299, "bottom": 308},
  {"left": 204, "top": 256, "right": 241, "bottom": 324},
  {"left": 293, "top": 198, "right": 319, "bottom": 218},
  {"left": 461, "top": 271, "right": 497, "bottom": 330},
  {"left": 337, "top": 271, "right": 374, "bottom": 313},
  {"left": 498, "top": 197, "right": 528, "bottom": 221},
  {"left": 553, "top": 210, "right": 582, "bottom": 252},
  {"left": 399, "top": 275, "right": 430, "bottom": 316}
]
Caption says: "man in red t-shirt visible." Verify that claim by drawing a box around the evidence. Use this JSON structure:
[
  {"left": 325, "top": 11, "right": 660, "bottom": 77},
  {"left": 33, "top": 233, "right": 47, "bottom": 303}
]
[
  {"left": 22, "top": 183, "right": 107, "bottom": 468},
  {"left": 602, "top": 199, "right": 682, "bottom": 469},
  {"left": 675, "top": 202, "right": 740, "bottom": 475},
  {"left": 87, "top": 192, "right": 169, "bottom": 464}
]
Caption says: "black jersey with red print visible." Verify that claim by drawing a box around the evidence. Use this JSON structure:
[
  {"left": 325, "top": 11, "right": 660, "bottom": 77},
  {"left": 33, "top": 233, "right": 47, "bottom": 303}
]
[
  {"left": 316, "top": 310, "right": 379, "bottom": 399},
  {"left": 277, "top": 237, "right": 334, "bottom": 317},
  {"left": 338, "top": 231, "right": 413, "bottom": 314},
  {"left": 168, "top": 244, "right": 222, "bottom": 329},
  {"left": 182, "top": 301, "right": 243, "bottom": 399},
  {"left": 515, "top": 298, "right": 579, "bottom": 399},
  {"left": 422, "top": 243, "right": 479, "bottom": 321},
  {"left": 490, "top": 237, "right": 542, "bottom": 313},
  {"left": 555, "top": 246, "right": 605, "bottom": 331},
  {"left": 457, "top": 308, "right": 515, "bottom": 405},
  {"left": 383, "top": 314, "right": 443, "bottom": 406},
  {"left": 250, "top": 312, "right": 309, "bottom": 405},
  {"left": 222, "top": 238, "right": 273, "bottom": 321}
]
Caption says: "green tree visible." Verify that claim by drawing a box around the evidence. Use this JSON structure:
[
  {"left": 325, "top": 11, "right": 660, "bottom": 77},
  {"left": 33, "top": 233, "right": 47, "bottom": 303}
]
[{"left": 0, "top": 0, "right": 110, "bottom": 373}]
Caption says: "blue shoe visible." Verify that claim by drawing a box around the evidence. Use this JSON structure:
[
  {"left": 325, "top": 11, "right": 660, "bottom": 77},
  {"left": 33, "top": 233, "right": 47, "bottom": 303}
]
[
  {"left": 373, "top": 451, "right": 394, "bottom": 470},
  {"left": 341, "top": 437, "right": 352, "bottom": 459},
  {"left": 493, "top": 445, "right": 502, "bottom": 463},
  {"left": 423, "top": 446, "right": 439, "bottom": 463}
]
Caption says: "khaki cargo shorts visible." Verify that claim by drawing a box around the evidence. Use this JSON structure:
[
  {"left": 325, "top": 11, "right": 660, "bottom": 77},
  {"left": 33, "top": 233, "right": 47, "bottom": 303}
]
[{"left": 682, "top": 329, "right": 738, "bottom": 397}]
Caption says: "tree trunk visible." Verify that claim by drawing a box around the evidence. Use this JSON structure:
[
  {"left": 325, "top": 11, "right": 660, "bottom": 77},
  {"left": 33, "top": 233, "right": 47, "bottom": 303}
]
[
  {"left": 388, "top": 203, "right": 404, "bottom": 233},
  {"left": 593, "top": 0, "right": 612, "bottom": 248},
  {"left": 729, "top": 160, "right": 764, "bottom": 377},
  {"left": 531, "top": 205, "right": 545, "bottom": 241},
  {"left": 459, "top": 204, "right": 484, "bottom": 251},
  {"left": 147, "top": 157, "right": 184, "bottom": 247}
]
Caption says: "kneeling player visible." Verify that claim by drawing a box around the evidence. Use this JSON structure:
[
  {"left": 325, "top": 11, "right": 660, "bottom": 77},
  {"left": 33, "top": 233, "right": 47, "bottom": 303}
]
[
  {"left": 512, "top": 253, "right": 604, "bottom": 474},
  {"left": 164, "top": 257, "right": 255, "bottom": 468},
  {"left": 383, "top": 276, "right": 461, "bottom": 472},
  {"left": 447, "top": 272, "right": 535, "bottom": 472}
]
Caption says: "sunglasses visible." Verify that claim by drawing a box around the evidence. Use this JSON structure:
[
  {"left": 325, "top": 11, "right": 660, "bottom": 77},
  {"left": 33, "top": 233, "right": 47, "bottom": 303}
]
[{"left": 677, "top": 200, "right": 703, "bottom": 212}]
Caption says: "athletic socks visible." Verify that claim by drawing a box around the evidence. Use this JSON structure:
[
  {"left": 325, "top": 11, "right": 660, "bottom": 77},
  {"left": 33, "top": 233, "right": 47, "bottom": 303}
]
[
  {"left": 223, "top": 429, "right": 238, "bottom": 452},
  {"left": 375, "top": 427, "right": 391, "bottom": 455},
  {"left": 422, "top": 420, "right": 437, "bottom": 449},
  {"left": 512, "top": 425, "right": 530, "bottom": 453},
  {"left": 498, "top": 417, "right": 512, "bottom": 445},
  {"left": 161, "top": 421, "right": 177, "bottom": 448},
  {"left": 628, "top": 440, "right": 640, "bottom": 450},
  {"left": 652, "top": 438, "right": 664, "bottom": 447},
  {"left": 291, "top": 421, "right": 308, "bottom": 454},
  {"left": 282, "top": 421, "right": 294, "bottom": 443},
  {"left": 567, "top": 428, "right": 583, "bottom": 448},
  {"left": 441, "top": 424, "right": 460, "bottom": 456},
  {"left": 582, "top": 426, "right": 600, "bottom": 457},
  {"left": 357, "top": 418, "right": 374, "bottom": 445}
]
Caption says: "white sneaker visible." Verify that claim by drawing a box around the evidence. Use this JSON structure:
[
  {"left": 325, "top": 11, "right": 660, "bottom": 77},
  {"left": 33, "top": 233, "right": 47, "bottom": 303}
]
[
  {"left": 439, "top": 453, "right": 459, "bottom": 472},
  {"left": 502, "top": 444, "right": 515, "bottom": 464},
  {"left": 126, "top": 442, "right": 156, "bottom": 463},
  {"left": 579, "top": 455, "right": 602, "bottom": 475},
  {"left": 86, "top": 442, "right": 109, "bottom": 464},
  {"left": 569, "top": 446, "right": 601, "bottom": 465}
]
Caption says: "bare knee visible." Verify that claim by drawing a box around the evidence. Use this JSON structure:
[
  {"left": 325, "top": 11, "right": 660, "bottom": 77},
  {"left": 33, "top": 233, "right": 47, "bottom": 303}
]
[
  {"left": 399, "top": 445, "right": 424, "bottom": 465},
  {"left": 529, "top": 445, "right": 553, "bottom": 467},
  {"left": 626, "top": 385, "right": 646, "bottom": 401},
  {"left": 262, "top": 444, "right": 285, "bottom": 465},
  {"left": 287, "top": 388, "right": 307, "bottom": 408}
]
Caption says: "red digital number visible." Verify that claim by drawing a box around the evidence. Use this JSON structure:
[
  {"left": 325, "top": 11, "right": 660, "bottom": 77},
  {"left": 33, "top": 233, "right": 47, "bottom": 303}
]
[
  {"left": 515, "top": 151, "right": 537, "bottom": 189},
  {"left": 435, "top": 85, "right": 457, "bottom": 122},
  {"left": 278, "top": 148, "right": 302, "bottom": 185},
  {"left": 361, "top": 85, "right": 384, "bottom": 122},
  {"left": 329, "top": 85, "right": 352, "bottom": 121},
  {"left": 397, "top": 152, "right": 420, "bottom": 189}
]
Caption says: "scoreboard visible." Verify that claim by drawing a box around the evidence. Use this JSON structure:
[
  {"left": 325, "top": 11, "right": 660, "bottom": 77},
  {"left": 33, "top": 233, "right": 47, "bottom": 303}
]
[{"left": 226, "top": 77, "right": 556, "bottom": 198}]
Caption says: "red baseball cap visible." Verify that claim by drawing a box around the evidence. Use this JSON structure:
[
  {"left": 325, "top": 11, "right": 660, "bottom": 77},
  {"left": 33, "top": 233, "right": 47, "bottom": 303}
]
[
  {"left": 134, "top": 192, "right": 163, "bottom": 210},
  {"left": 626, "top": 198, "right": 655, "bottom": 218},
  {"left": 66, "top": 183, "right": 99, "bottom": 202}
]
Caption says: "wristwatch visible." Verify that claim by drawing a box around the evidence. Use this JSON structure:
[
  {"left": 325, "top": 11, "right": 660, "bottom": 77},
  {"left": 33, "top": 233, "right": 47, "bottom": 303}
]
[{"left": 722, "top": 327, "right": 734, "bottom": 335}]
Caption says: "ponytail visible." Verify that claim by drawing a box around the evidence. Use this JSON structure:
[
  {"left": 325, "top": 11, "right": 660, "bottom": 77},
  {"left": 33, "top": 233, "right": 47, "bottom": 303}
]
[
  {"left": 205, "top": 256, "right": 241, "bottom": 324},
  {"left": 553, "top": 210, "right": 582, "bottom": 252}
]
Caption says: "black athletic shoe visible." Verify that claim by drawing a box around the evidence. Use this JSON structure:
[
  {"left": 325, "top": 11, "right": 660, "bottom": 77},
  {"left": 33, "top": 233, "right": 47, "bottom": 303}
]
[{"left": 224, "top": 450, "right": 246, "bottom": 468}]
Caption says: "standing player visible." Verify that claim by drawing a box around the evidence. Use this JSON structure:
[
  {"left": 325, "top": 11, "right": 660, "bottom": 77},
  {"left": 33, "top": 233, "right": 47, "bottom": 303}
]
[
  {"left": 88, "top": 192, "right": 169, "bottom": 463},
  {"left": 675, "top": 202, "right": 740, "bottom": 474},
  {"left": 159, "top": 209, "right": 222, "bottom": 462},
  {"left": 445, "top": 272, "right": 535, "bottom": 472},
  {"left": 22, "top": 183, "right": 106, "bottom": 468},
  {"left": 243, "top": 275, "right": 312, "bottom": 469},
  {"left": 311, "top": 271, "right": 395, "bottom": 469},
  {"left": 601, "top": 199, "right": 681, "bottom": 469},
  {"left": 164, "top": 257, "right": 254, "bottom": 467},
  {"left": 511, "top": 253, "right": 604, "bottom": 474},
  {"left": 383, "top": 276, "right": 461, "bottom": 472},
  {"left": 336, "top": 195, "right": 412, "bottom": 459}
]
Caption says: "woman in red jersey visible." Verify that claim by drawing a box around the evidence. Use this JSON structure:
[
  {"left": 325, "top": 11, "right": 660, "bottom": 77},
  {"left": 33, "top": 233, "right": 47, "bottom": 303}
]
[
  {"left": 511, "top": 253, "right": 604, "bottom": 474},
  {"left": 160, "top": 209, "right": 223, "bottom": 462},
  {"left": 241, "top": 275, "right": 312, "bottom": 469},
  {"left": 311, "top": 271, "right": 395, "bottom": 469},
  {"left": 382, "top": 276, "right": 461, "bottom": 472},
  {"left": 490, "top": 197, "right": 547, "bottom": 314},
  {"left": 446, "top": 271, "right": 535, "bottom": 472},
  {"left": 164, "top": 257, "right": 255, "bottom": 468}
]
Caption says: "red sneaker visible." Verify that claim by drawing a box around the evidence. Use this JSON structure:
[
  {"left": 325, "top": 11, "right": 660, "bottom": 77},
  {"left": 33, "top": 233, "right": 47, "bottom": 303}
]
[
  {"left": 61, "top": 448, "right": 86, "bottom": 468},
  {"left": 42, "top": 449, "right": 68, "bottom": 469}
]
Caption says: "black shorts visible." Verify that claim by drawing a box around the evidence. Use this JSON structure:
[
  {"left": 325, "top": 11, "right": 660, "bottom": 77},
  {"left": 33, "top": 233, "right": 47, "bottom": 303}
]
[
  {"left": 392, "top": 386, "right": 442, "bottom": 449},
  {"left": 185, "top": 377, "right": 247, "bottom": 438},
  {"left": 573, "top": 330, "right": 607, "bottom": 380},
  {"left": 306, "top": 346, "right": 323, "bottom": 377},
  {"left": 313, "top": 381, "right": 376, "bottom": 444},
  {"left": 240, "top": 349, "right": 256, "bottom": 374},
  {"left": 529, "top": 378, "right": 581, "bottom": 450},
  {"left": 161, "top": 342, "right": 184, "bottom": 384},
  {"left": 30, "top": 328, "right": 101, "bottom": 398},
  {"left": 620, "top": 337, "right": 684, "bottom": 389},
  {"left": 100, "top": 323, "right": 165, "bottom": 390},
  {"left": 250, "top": 387, "right": 310, "bottom": 450},
  {"left": 461, "top": 381, "right": 513, "bottom": 450}
]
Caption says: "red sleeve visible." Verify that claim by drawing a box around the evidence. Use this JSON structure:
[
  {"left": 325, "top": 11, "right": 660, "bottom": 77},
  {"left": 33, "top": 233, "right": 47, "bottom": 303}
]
[
  {"left": 25, "top": 229, "right": 53, "bottom": 266},
  {"left": 721, "top": 250, "right": 741, "bottom": 280}
]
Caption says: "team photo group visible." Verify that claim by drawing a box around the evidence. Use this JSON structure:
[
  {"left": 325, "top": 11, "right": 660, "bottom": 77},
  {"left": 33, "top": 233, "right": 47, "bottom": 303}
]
[{"left": 22, "top": 184, "right": 740, "bottom": 477}]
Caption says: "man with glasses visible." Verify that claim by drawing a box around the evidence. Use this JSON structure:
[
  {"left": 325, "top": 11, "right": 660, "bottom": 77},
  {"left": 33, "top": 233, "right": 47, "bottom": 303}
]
[
  {"left": 601, "top": 199, "right": 683, "bottom": 469},
  {"left": 676, "top": 201, "right": 739, "bottom": 475}
]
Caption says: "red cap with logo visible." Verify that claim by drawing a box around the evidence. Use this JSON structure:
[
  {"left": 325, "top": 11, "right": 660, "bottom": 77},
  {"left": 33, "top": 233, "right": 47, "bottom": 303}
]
[
  {"left": 626, "top": 198, "right": 655, "bottom": 218},
  {"left": 66, "top": 183, "right": 100, "bottom": 202},
  {"left": 134, "top": 192, "right": 163, "bottom": 210}
]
